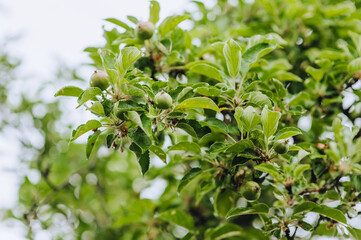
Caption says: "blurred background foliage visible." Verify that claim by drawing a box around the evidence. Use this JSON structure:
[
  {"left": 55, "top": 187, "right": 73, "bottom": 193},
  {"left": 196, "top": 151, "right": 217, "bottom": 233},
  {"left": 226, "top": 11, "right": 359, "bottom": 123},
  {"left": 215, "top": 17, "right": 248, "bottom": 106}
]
[{"left": 2, "top": 0, "right": 361, "bottom": 239}]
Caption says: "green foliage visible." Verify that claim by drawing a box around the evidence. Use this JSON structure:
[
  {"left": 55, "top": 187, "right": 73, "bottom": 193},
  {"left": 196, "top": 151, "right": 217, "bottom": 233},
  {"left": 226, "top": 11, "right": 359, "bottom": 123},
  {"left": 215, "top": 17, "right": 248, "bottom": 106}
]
[{"left": 5, "top": 0, "right": 361, "bottom": 239}]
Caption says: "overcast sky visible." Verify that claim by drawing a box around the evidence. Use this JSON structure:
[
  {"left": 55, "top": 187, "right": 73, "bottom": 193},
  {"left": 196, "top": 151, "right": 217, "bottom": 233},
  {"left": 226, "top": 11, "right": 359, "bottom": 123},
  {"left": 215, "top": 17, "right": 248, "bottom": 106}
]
[{"left": 0, "top": 0, "right": 215, "bottom": 239}]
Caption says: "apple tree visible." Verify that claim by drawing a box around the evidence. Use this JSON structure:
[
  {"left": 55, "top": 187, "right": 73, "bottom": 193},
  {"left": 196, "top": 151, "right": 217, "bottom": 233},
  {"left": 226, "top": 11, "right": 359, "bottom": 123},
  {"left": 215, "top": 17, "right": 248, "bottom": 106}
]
[{"left": 7, "top": 0, "right": 361, "bottom": 239}]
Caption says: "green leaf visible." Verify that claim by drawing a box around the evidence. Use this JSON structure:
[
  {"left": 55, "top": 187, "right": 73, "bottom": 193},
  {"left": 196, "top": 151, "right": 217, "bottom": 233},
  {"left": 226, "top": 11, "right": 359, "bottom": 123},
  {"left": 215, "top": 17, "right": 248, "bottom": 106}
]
[
  {"left": 54, "top": 86, "right": 83, "bottom": 97},
  {"left": 168, "top": 142, "right": 201, "bottom": 153},
  {"left": 177, "top": 122, "right": 198, "bottom": 138},
  {"left": 202, "top": 118, "right": 228, "bottom": 134},
  {"left": 205, "top": 224, "right": 267, "bottom": 240},
  {"left": 349, "top": 31, "right": 361, "bottom": 56},
  {"left": 129, "top": 142, "right": 142, "bottom": 158},
  {"left": 205, "top": 224, "right": 243, "bottom": 240},
  {"left": 120, "top": 83, "right": 145, "bottom": 97},
  {"left": 157, "top": 208, "right": 194, "bottom": 230},
  {"left": 170, "top": 28, "right": 186, "bottom": 50},
  {"left": 276, "top": 71, "right": 302, "bottom": 82},
  {"left": 272, "top": 79, "right": 287, "bottom": 98},
  {"left": 138, "top": 150, "right": 150, "bottom": 175},
  {"left": 149, "top": 1, "right": 160, "bottom": 24},
  {"left": 196, "top": 181, "right": 215, "bottom": 205},
  {"left": 116, "top": 100, "right": 143, "bottom": 112},
  {"left": 156, "top": 41, "right": 171, "bottom": 55},
  {"left": 324, "top": 2, "right": 355, "bottom": 17},
  {"left": 293, "top": 202, "right": 347, "bottom": 224},
  {"left": 104, "top": 18, "right": 131, "bottom": 30},
  {"left": 226, "top": 203, "right": 269, "bottom": 219},
  {"left": 199, "top": 133, "right": 224, "bottom": 146},
  {"left": 241, "top": 43, "right": 276, "bottom": 77},
  {"left": 128, "top": 128, "right": 152, "bottom": 153},
  {"left": 176, "top": 87, "right": 193, "bottom": 103},
  {"left": 189, "top": 63, "right": 224, "bottom": 82},
  {"left": 261, "top": 107, "right": 281, "bottom": 139},
  {"left": 306, "top": 66, "right": 324, "bottom": 81},
  {"left": 181, "top": 233, "right": 194, "bottom": 240},
  {"left": 194, "top": 86, "right": 221, "bottom": 97},
  {"left": 348, "top": 57, "right": 361, "bottom": 74},
  {"left": 248, "top": 33, "right": 287, "bottom": 46},
  {"left": 274, "top": 127, "right": 302, "bottom": 141},
  {"left": 234, "top": 107, "right": 243, "bottom": 131},
  {"left": 288, "top": 92, "right": 310, "bottom": 106},
  {"left": 214, "top": 188, "right": 235, "bottom": 217},
  {"left": 293, "top": 202, "right": 316, "bottom": 215},
  {"left": 226, "top": 139, "right": 254, "bottom": 154},
  {"left": 77, "top": 87, "right": 102, "bottom": 108},
  {"left": 351, "top": 175, "right": 361, "bottom": 192},
  {"left": 299, "top": 221, "right": 313, "bottom": 231},
  {"left": 180, "top": 119, "right": 209, "bottom": 138},
  {"left": 149, "top": 145, "right": 167, "bottom": 163},
  {"left": 86, "top": 130, "right": 101, "bottom": 159},
  {"left": 89, "top": 101, "right": 105, "bottom": 116},
  {"left": 71, "top": 120, "right": 102, "bottom": 141},
  {"left": 158, "top": 15, "right": 189, "bottom": 36},
  {"left": 347, "top": 227, "right": 361, "bottom": 240},
  {"left": 175, "top": 97, "right": 220, "bottom": 113},
  {"left": 240, "top": 106, "right": 261, "bottom": 132},
  {"left": 297, "top": 149, "right": 310, "bottom": 161},
  {"left": 223, "top": 39, "right": 241, "bottom": 78},
  {"left": 294, "top": 164, "right": 310, "bottom": 179},
  {"left": 206, "top": 224, "right": 243, "bottom": 240},
  {"left": 178, "top": 168, "right": 202, "bottom": 193},
  {"left": 127, "top": 15, "right": 138, "bottom": 24},
  {"left": 246, "top": 91, "right": 272, "bottom": 108},
  {"left": 141, "top": 114, "right": 152, "bottom": 136},
  {"left": 255, "top": 163, "right": 282, "bottom": 181},
  {"left": 116, "top": 47, "right": 141, "bottom": 74},
  {"left": 127, "top": 111, "right": 149, "bottom": 135},
  {"left": 313, "top": 205, "right": 347, "bottom": 224}
]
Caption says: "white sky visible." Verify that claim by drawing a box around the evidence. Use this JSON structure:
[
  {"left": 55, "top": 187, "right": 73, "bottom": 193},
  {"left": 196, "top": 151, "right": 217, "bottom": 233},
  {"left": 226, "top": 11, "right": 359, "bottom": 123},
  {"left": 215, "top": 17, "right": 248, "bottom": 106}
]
[{"left": 0, "top": 0, "right": 212, "bottom": 239}]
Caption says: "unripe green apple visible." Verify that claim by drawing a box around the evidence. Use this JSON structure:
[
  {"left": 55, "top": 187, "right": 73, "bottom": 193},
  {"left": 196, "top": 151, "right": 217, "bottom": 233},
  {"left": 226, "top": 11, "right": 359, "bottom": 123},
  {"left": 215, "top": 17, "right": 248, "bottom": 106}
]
[
  {"left": 89, "top": 70, "right": 109, "bottom": 90},
  {"left": 273, "top": 139, "right": 289, "bottom": 154},
  {"left": 240, "top": 181, "right": 261, "bottom": 201},
  {"left": 135, "top": 21, "right": 155, "bottom": 40},
  {"left": 154, "top": 91, "right": 172, "bottom": 109}
]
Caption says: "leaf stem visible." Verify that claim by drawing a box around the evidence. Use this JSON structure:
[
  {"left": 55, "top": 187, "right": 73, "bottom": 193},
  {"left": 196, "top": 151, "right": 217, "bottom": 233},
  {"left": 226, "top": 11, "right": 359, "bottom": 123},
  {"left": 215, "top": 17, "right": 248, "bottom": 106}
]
[
  {"left": 265, "top": 136, "right": 269, "bottom": 155},
  {"left": 227, "top": 134, "right": 237, "bottom": 143},
  {"left": 236, "top": 74, "right": 246, "bottom": 99},
  {"left": 162, "top": 66, "right": 185, "bottom": 71},
  {"left": 106, "top": 89, "right": 117, "bottom": 99}
]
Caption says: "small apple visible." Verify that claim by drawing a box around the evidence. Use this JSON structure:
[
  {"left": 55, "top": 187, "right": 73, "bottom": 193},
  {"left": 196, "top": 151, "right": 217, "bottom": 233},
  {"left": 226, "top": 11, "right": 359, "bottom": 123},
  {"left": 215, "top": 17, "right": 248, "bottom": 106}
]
[
  {"left": 135, "top": 21, "right": 155, "bottom": 40},
  {"left": 240, "top": 181, "right": 261, "bottom": 201},
  {"left": 154, "top": 91, "right": 172, "bottom": 109},
  {"left": 89, "top": 70, "right": 109, "bottom": 90},
  {"left": 274, "top": 139, "right": 289, "bottom": 154}
]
